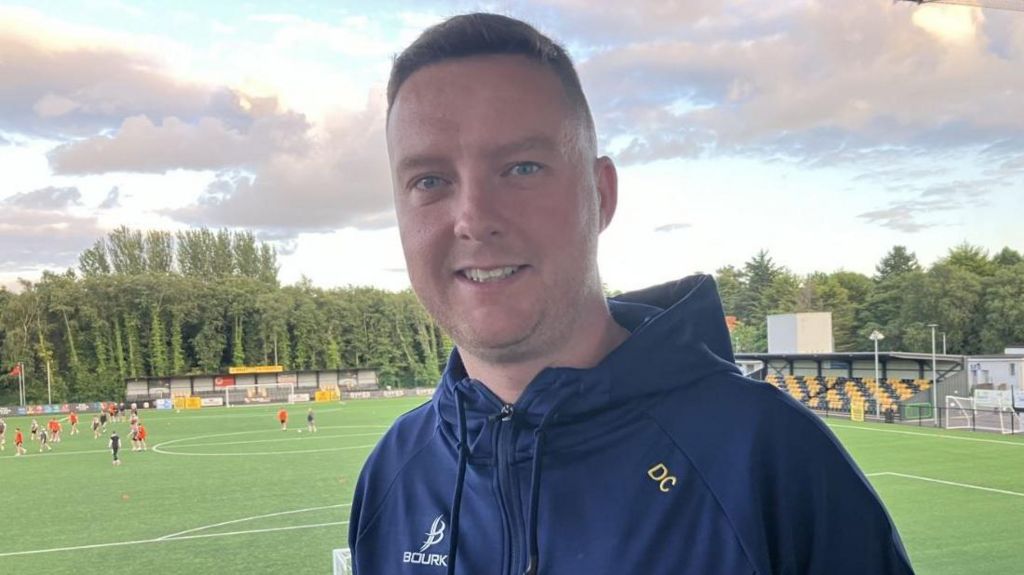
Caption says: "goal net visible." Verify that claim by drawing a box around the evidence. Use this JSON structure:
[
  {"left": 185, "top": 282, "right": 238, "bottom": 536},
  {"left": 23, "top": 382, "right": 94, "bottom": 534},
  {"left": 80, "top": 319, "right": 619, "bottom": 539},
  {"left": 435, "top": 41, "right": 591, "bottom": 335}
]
[
  {"left": 224, "top": 383, "right": 296, "bottom": 407},
  {"left": 945, "top": 395, "right": 1021, "bottom": 434},
  {"left": 333, "top": 549, "right": 352, "bottom": 575}
]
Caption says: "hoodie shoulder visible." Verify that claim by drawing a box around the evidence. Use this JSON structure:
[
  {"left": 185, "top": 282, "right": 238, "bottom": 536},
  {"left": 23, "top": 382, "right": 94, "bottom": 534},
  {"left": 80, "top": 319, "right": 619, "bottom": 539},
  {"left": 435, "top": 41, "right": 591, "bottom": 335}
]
[
  {"left": 645, "top": 374, "right": 914, "bottom": 573},
  {"left": 349, "top": 400, "right": 440, "bottom": 541}
]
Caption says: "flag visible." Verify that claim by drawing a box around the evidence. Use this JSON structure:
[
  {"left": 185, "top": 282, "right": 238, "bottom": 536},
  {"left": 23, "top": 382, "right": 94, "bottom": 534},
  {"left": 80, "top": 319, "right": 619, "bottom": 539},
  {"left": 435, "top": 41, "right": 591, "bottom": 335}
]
[{"left": 8, "top": 364, "right": 20, "bottom": 377}]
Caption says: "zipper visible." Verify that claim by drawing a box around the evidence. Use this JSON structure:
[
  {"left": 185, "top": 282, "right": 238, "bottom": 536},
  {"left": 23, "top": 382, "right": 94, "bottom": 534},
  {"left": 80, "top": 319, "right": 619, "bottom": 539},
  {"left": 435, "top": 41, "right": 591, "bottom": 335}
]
[{"left": 495, "top": 402, "right": 524, "bottom": 575}]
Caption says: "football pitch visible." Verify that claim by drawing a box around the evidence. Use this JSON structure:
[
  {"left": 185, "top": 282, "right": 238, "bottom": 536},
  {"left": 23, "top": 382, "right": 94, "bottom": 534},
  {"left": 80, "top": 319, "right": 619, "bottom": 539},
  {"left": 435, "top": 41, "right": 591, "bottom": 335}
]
[{"left": 1, "top": 398, "right": 1022, "bottom": 574}]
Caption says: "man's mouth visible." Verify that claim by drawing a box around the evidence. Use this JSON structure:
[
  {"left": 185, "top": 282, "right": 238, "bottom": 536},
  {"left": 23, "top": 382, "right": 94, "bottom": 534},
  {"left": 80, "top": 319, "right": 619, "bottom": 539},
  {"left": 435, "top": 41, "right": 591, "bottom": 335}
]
[{"left": 459, "top": 266, "right": 523, "bottom": 283}]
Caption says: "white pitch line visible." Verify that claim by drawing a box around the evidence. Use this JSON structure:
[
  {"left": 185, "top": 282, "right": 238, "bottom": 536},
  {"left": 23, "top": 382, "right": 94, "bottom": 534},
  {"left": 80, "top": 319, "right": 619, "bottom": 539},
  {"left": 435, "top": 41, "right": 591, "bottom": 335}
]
[
  {"left": 829, "top": 423, "right": 1024, "bottom": 447},
  {"left": 152, "top": 425, "right": 388, "bottom": 449},
  {"left": 152, "top": 443, "right": 378, "bottom": 457},
  {"left": 174, "top": 432, "right": 384, "bottom": 449},
  {"left": 867, "top": 472, "right": 1024, "bottom": 498},
  {"left": 0, "top": 448, "right": 112, "bottom": 458},
  {"left": 0, "top": 520, "right": 349, "bottom": 558},
  {"left": 159, "top": 503, "right": 351, "bottom": 540}
]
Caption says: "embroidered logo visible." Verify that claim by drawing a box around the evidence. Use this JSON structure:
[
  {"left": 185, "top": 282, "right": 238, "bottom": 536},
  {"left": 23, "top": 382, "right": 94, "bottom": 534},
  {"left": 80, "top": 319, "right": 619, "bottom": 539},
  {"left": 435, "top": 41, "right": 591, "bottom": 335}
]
[
  {"left": 403, "top": 514, "right": 449, "bottom": 568},
  {"left": 647, "top": 463, "right": 678, "bottom": 493},
  {"left": 420, "top": 515, "right": 446, "bottom": 552}
]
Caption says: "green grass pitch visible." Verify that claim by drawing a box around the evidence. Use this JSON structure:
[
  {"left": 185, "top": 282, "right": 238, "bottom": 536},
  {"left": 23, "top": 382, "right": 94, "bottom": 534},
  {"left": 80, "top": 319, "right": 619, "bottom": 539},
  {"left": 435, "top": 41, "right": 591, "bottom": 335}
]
[{"left": 1, "top": 398, "right": 1022, "bottom": 574}]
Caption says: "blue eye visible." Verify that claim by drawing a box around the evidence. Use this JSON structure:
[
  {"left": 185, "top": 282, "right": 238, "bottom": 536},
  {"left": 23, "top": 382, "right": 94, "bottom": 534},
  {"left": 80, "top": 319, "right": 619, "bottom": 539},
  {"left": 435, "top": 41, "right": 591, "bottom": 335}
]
[
  {"left": 509, "top": 162, "right": 541, "bottom": 176},
  {"left": 414, "top": 176, "right": 445, "bottom": 191}
]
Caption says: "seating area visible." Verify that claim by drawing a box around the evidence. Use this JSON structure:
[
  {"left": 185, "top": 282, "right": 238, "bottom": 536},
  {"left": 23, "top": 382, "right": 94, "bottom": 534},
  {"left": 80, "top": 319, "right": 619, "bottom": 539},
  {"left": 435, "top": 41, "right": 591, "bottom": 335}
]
[{"left": 764, "top": 374, "right": 932, "bottom": 414}]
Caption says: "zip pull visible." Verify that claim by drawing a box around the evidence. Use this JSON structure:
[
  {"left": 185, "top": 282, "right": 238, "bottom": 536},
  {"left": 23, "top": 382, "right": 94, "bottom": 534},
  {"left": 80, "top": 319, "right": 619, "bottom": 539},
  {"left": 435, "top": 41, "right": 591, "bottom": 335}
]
[
  {"left": 498, "top": 403, "right": 514, "bottom": 421},
  {"left": 486, "top": 403, "right": 515, "bottom": 423}
]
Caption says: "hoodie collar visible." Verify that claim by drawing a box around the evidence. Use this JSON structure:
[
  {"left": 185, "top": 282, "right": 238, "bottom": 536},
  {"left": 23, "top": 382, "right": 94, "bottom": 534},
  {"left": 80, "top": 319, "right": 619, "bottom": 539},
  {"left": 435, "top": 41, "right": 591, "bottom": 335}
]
[{"left": 434, "top": 274, "right": 740, "bottom": 442}]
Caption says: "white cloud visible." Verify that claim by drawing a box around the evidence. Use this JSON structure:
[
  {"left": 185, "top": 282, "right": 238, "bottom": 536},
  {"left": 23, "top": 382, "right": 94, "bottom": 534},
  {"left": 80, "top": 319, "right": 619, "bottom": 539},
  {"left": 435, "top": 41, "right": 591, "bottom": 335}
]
[
  {"left": 48, "top": 111, "right": 310, "bottom": 174},
  {"left": 165, "top": 100, "right": 393, "bottom": 234}
]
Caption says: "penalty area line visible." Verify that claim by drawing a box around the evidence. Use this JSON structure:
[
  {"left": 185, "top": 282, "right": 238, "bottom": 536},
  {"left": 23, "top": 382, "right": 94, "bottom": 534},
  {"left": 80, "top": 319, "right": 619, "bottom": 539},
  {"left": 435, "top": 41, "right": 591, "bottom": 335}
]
[
  {"left": 158, "top": 503, "right": 351, "bottom": 540},
  {"left": 829, "top": 423, "right": 1024, "bottom": 447},
  {"left": 0, "top": 520, "right": 349, "bottom": 558},
  {"left": 867, "top": 472, "right": 1024, "bottom": 498}
]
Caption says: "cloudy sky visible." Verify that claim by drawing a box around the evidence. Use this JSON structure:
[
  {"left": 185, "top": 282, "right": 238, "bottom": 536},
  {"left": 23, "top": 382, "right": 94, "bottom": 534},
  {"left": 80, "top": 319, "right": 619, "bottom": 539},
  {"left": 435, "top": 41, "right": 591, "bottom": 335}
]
[{"left": 1, "top": 0, "right": 1021, "bottom": 292}]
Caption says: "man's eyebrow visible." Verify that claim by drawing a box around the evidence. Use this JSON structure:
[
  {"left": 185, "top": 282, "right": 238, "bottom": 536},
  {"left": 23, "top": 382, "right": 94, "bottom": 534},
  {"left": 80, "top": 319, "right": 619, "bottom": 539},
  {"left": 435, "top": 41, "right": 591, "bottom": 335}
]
[
  {"left": 395, "top": 135, "right": 563, "bottom": 174},
  {"left": 396, "top": 154, "right": 448, "bottom": 174},
  {"left": 484, "top": 135, "right": 561, "bottom": 159}
]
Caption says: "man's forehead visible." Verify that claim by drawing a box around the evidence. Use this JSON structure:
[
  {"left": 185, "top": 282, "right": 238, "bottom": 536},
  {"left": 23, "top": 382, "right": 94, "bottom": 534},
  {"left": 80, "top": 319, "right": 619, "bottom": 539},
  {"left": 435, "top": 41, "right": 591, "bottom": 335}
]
[{"left": 388, "top": 63, "right": 575, "bottom": 152}]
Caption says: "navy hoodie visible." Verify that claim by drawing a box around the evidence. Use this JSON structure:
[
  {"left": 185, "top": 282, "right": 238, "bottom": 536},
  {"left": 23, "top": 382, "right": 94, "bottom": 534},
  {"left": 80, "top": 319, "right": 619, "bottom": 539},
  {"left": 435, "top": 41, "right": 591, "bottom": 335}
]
[{"left": 349, "top": 275, "right": 914, "bottom": 574}]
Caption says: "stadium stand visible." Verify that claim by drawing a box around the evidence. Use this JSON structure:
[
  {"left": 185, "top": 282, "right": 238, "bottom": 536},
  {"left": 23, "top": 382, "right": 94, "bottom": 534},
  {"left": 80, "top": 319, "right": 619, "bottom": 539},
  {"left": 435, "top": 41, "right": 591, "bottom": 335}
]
[{"left": 764, "top": 374, "right": 931, "bottom": 416}]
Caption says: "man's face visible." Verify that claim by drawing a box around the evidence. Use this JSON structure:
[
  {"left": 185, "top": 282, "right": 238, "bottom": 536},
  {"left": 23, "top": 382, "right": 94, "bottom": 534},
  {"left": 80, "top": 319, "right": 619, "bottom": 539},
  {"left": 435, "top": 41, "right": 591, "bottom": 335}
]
[{"left": 387, "top": 55, "right": 615, "bottom": 364}]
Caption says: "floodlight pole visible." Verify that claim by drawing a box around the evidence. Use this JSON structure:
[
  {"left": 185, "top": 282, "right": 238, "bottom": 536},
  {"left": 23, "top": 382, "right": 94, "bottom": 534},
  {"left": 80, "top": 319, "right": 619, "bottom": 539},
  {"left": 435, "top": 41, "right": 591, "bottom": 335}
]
[
  {"left": 928, "top": 324, "right": 939, "bottom": 426},
  {"left": 870, "top": 330, "right": 885, "bottom": 418},
  {"left": 942, "top": 332, "right": 947, "bottom": 355},
  {"left": 18, "top": 362, "right": 25, "bottom": 407},
  {"left": 46, "top": 360, "right": 53, "bottom": 405}
]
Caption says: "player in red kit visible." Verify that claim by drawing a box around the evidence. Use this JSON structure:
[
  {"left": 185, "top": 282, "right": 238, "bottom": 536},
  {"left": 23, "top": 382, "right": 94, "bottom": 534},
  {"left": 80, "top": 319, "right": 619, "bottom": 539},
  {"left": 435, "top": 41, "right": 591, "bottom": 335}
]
[{"left": 14, "top": 427, "right": 26, "bottom": 456}]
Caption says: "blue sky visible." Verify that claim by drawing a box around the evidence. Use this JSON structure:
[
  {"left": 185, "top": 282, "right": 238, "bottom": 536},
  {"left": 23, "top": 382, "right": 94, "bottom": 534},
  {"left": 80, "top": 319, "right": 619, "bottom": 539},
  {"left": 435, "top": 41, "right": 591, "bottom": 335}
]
[{"left": 0, "top": 0, "right": 1021, "bottom": 292}]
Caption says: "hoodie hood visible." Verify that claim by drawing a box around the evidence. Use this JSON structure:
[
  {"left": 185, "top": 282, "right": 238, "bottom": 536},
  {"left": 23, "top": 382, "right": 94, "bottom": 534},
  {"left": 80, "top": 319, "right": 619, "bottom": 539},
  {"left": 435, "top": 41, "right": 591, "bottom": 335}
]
[{"left": 434, "top": 274, "right": 740, "bottom": 449}]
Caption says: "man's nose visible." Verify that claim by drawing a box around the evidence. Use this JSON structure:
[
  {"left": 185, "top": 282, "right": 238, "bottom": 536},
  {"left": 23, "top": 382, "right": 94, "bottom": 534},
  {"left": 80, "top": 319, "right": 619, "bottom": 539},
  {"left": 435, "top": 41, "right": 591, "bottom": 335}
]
[{"left": 453, "top": 176, "right": 504, "bottom": 241}]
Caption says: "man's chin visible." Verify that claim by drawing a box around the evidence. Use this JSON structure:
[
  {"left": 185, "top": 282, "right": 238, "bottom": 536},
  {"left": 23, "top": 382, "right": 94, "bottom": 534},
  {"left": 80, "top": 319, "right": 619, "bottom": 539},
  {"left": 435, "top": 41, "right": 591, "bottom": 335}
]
[{"left": 452, "top": 326, "right": 541, "bottom": 365}]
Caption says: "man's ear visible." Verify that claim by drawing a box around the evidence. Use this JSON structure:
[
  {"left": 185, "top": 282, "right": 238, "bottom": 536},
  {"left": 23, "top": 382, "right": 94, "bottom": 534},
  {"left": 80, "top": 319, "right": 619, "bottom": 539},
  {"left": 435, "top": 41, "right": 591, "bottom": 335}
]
[{"left": 594, "top": 156, "right": 618, "bottom": 231}]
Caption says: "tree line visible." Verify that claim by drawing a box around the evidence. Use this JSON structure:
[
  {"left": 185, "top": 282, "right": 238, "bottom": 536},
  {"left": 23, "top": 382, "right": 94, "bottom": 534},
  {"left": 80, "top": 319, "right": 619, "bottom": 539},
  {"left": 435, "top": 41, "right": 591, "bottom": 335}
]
[
  {"left": 718, "top": 244, "right": 1024, "bottom": 355},
  {"left": 1, "top": 227, "right": 1021, "bottom": 404},
  {"left": 0, "top": 227, "right": 448, "bottom": 404}
]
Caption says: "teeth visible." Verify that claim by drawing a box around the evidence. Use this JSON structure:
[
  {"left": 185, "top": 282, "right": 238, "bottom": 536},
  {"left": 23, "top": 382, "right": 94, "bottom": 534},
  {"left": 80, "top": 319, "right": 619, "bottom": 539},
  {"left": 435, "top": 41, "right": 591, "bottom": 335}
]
[{"left": 463, "top": 266, "right": 520, "bottom": 283}]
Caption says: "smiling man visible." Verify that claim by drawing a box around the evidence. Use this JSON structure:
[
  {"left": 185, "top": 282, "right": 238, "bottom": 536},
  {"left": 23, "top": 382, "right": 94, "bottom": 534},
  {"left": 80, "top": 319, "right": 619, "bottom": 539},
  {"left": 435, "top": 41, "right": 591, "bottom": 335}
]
[{"left": 349, "top": 13, "right": 914, "bottom": 575}]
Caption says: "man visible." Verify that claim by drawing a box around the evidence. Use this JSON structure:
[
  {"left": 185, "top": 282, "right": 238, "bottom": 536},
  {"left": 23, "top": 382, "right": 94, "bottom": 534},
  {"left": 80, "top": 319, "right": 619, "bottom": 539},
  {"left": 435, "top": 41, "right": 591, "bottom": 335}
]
[
  {"left": 136, "top": 422, "right": 148, "bottom": 451},
  {"left": 277, "top": 407, "right": 288, "bottom": 431},
  {"left": 91, "top": 415, "right": 102, "bottom": 439},
  {"left": 349, "top": 13, "right": 914, "bottom": 575},
  {"left": 130, "top": 422, "right": 140, "bottom": 451},
  {"left": 69, "top": 410, "right": 79, "bottom": 435},
  {"left": 38, "top": 426, "right": 51, "bottom": 452},
  {"left": 0, "top": 417, "right": 6, "bottom": 451},
  {"left": 109, "top": 430, "right": 121, "bottom": 466},
  {"left": 306, "top": 408, "right": 317, "bottom": 433},
  {"left": 14, "top": 427, "right": 26, "bottom": 456},
  {"left": 47, "top": 417, "right": 60, "bottom": 443}
]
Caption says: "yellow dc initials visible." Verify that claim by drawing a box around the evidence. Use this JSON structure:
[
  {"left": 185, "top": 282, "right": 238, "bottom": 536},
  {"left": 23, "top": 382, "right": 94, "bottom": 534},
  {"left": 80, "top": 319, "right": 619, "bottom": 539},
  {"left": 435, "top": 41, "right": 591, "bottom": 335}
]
[{"left": 647, "top": 463, "right": 677, "bottom": 493}]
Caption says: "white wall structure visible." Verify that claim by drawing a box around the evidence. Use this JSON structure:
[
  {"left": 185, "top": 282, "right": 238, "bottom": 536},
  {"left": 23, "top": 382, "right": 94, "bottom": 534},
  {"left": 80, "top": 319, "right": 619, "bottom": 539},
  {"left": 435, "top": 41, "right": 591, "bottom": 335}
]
[
  {"left": 966, "top": 355, "right": 1024, "bottom": 410},
  {"left": 767, "top": 312, "right": 834, "bottom": 354}
]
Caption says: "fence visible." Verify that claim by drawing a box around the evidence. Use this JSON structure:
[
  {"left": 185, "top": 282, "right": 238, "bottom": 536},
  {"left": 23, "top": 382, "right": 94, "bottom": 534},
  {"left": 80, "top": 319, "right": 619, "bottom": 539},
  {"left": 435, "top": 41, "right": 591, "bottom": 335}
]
[{"left": 812, "top": 401, "right": 1022, "bottom": 435}]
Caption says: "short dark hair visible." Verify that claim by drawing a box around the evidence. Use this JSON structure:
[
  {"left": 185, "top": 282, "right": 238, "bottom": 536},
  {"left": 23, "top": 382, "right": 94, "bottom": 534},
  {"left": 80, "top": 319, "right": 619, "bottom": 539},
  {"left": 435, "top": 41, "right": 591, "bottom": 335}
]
[{"left": 387, "top": 13, "right": 596, "bottom": 154}]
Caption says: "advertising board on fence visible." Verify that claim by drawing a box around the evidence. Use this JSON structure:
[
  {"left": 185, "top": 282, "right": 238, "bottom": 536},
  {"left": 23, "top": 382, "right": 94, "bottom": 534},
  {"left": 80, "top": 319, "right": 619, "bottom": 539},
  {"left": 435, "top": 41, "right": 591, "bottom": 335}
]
[
  {"left": 340, "top": 388, "right": 436, "bottom": 401},
  {"left": 201, "top": 397, "right": 225, "bottom": 407},
  {"left": 974, "top": 389, "right": 1013, "bottom": 408},
  {"left": 0, "top": 402, "right": 104, "bottom": 417},
  {"left": 289, "top": 393, "right": 311, "bottom": 403}
]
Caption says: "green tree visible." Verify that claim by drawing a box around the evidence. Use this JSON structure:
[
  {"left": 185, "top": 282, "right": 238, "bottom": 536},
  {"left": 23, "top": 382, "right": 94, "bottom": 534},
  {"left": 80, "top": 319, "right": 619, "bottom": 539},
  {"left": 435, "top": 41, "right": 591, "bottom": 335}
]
[
  {"left": 107, "top": 226, "right": 147, "bottom": 275},
  {"left": 979, "top": 264, "right": 1024, "bottom": 352},
  {"left": 942, "top": 242, "right": 994, "bottom": 277},
  {"left": 992, "top": 247, "right": 1023, "bottom": 268},
  {"left": 874, "top": 245, "right": 921, "bottom": 282}
]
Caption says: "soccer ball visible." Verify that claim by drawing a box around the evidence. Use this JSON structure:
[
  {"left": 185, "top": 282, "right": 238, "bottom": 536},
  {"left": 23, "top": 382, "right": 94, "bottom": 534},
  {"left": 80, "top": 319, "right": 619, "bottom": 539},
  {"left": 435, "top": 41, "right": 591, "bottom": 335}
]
[{"left": 298, "top": 430, "right": 302, "bottom": 434}]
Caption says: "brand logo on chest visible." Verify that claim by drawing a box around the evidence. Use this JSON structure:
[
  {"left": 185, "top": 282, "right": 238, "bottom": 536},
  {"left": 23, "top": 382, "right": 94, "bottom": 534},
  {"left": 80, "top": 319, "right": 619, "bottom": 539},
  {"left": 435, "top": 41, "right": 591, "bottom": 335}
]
[{"left": 402, "top": 514, "right": 449, "bottom": 568}]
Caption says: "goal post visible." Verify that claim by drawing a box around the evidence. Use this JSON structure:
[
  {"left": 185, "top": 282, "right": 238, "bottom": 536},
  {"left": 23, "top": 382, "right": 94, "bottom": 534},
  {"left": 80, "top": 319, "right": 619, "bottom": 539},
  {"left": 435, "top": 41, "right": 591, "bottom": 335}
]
[{"left": 945, "top": 395, "right": 1022, "bottom": 435}]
